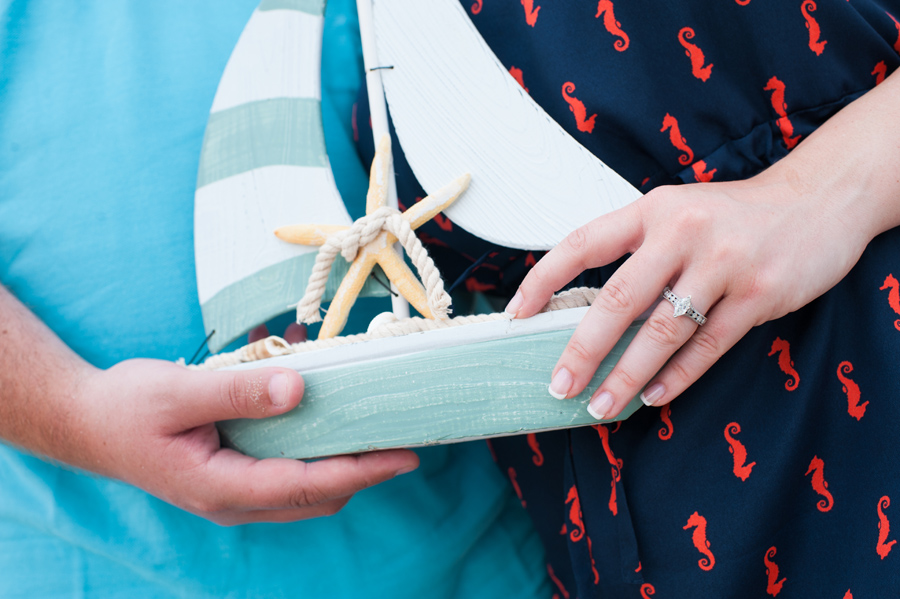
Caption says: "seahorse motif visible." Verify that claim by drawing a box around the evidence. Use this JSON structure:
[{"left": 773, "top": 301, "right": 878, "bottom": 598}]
[
  {"left": 889, "top": 12, "right": 900, "bottom": 53},
  {"left": 768, "top": 337, "right": 800, "bottom": 391},
  {"left": 465, "top": 278, "right": 496, "bottom": 293},
  {"left": 509, "top": 66, "right": 529, "bottom": 92},
  {"left": 735, "top": 0, "right": 751, "bottom": 4},
  {"left": 561, "top": 82, "right": 597, "bottom": 134},
  {"left": 801, "top": 1, "right": 827, "bottom": 56},
  {"left": 521, "top": 0, "right": 540, "bottom": 27},
  {"left": 547, "top": 563, "right": 571, "bottom": 599},
  {"left": 659, "top": 403, "right": 673, "bottom": 441},
  {"left": 805, "top": 456, "right": 834, "bottom": 512},
  {"left": 837, "top": 361, "right": 868, "bottom": 420},
  {"left": 692, "top": 159, "right": 716, "bottom": 182},
  {"left": 527, "top": 433, "right": 544, "bottom": 466},
  {"left": 844, "top": 591, "right": 853, "bottom": 599},
  {"left": 724, "top": 422, "right": 756, "bottom": 481},
  {"left": 470, "top": 0, "right": 483, "bottom": 14},
  {"left": 595, "top": 0, "right": 630, "bottom": 51},
  {"left": 640, "top": 583, "right": 656, "bottom": 598},
  {"left": 433, "top": 212, "right": 453, "bottom": 232},
  {"left": 508, "top": 467, "right": 526, "bottom": 507},
  {"left": 764, "top": 546, "right": 787, "bottom": 596},
  {"left": 684, "top": 512, "right": 715, "bottom": 571},
  {"left": 587, "top": 536, "right": 600, "bottom": 584},
  {"left": 565, "top": 485, "right": 586, "bottom": 542},
  {"left": 880, "top": 274, "right": 900, "bottom": 331},
  {"left": 661, "top": 113, "right": 694, "bottom": 165},
  {"left": 594, "top": 424, "right": 623, "bottom": 515},
  {"left": 877, "top": 496, "right": 897, "bottom": 559},
  {"left": 873, "top": 61, "right": 887, "bottom": 85},
  {"left": 764, "top": 77, "right": 801, "bottom": 149},
  {"left": 678, "top": 27, "right": 713, "bottom": 81}
]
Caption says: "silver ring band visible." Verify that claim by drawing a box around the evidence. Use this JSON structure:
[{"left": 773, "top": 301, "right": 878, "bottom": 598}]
[{"left": 662, "top": 287, "right": 707, "bottom": 326}]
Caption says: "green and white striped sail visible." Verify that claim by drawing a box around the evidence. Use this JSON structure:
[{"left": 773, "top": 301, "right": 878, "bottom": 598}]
[{"left": 195, "top": 0, "right": 381, "bottom": 352}]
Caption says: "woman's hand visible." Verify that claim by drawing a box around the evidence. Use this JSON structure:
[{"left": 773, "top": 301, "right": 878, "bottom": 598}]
[{"left": 505, "top": 70, "right": 900, "bottom": 420}]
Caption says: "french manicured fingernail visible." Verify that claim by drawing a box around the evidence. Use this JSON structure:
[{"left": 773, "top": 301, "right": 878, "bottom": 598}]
[
  {"left": 504, "top": 291, "right": 524, "bottom": 317},
  {"left": 268, "top": 373, "right": 289, "bottom": 408},
  {"left": 394, "top": 465, "right": 417, "bottom": 477},
  {"left": 548, "top": 367, "right": 573, "bottom": 400},
  {"left": 640, "top": 383, "right": 665, "bottom": 406},
  {"left": 588, "top": 391, "right": 614, "bottom": 420}
]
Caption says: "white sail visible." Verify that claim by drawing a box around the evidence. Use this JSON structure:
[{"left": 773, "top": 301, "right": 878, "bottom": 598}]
[
  {"left": 373, "top": 0, "right": 642, "bottom": 250},
  {"left": 194, "top": 1, "right": 375, "bottom": 351}
]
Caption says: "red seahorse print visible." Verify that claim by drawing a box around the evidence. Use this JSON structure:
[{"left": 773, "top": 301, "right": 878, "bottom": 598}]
[
  {"left": 594, "top": 424, "right": 624, "bottom": 515},
  {"left": 661, "top": 114, "right": 695, "bottom": 165},
  {"left": 801, "top": 1, "right": 827, "bottom": 56},
  {"left": 561, "top": 82, "right": 597, "bottom": 134},
  {"left": 735, "top": 0, "right": 751, "bottom": 5},
  {"left": 527, "top": 433, "right": 544, "bottom": 466},
  {"left": 837, "top": 361, "right": 868, "bottom": 420},
  {"left": 692, "top": 159, "right": 716, "bottom": 182},
  {"left": 764, "top": 77, "right": 801, "bottom": 149},
  {"left": 509, "top": 66, "right": 529, "bottom": 92},
  {"left": 521, "top": 0, "right": 540, "bottom": 27},
  {"left": 641, "top": 583, "right": 656, "bottom": 598},
  {"left": 877, "top": 496, "right": 897, "bottom": 559},
  {"left": 465, "top": 278, "right": 497, "bottom": 293},
  {"left": 659, "top": 403, "right": 673, "bottom": 441},
  {"left": 470, "top": 0, "right": 482, "bottom": 14},
  {"left": 888, "top": 12, "right": 900, "bottom": 53},
  {"left": 595, "top": 0, "right": 630, "bottom": 51},
  {"left": 805, "top": 456, "right": 834, "bottom": 512},
  {"left": 508, "top": 467, "right": 526, "bottom": 508},
  {"left": 684, "top": 512, "right": 716, "bottom": 571},
  {"left": 768, "top": 337, "right": 800, "bottom": 391},
  {"left": 678, "top": 27, "right": 714, "bottom": 81},
  {"left": 433, "top": 212, "right": 453, "bottom": 232},
  {"left": 547, "top": 563, "right": 571, "bottom": 599},
  {"left": 844, "top": 592, "right": 853, "bottom": 599},
  {"left": 724, "top": 422, "right": 756, "bottom": 481},
  {"left": 565, "top": 485, "right": 586, "bottom": 542},
  {"left": 587, "top": 536, "right": 600, "bottom": 584},
  {"left": 873, "top": 61, "right": 887, "bottom": 85},
  {"left": 880, "top": 274, "right": 900, "bottom": 331},
  {"left": 764, "top": 546, "right": 787, "bottom": 596}
]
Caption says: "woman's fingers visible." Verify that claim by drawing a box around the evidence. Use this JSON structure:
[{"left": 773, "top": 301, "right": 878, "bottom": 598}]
[
  {"left": 506, "top": 203, "right": 645, "bottom": 317},
  {"left": 584, "top": 280, "right": 718, "bottom": 420},
  {"left": 640, "top": 297, "right": 757, "bottom": 408},
  {"left": 549, "top": 246, "right": 681, "bottom": 399}
]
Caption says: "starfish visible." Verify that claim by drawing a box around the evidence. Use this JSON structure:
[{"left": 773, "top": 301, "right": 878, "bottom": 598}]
[{"left": 275, "top": 135, "right": 469, "bottom": 339}]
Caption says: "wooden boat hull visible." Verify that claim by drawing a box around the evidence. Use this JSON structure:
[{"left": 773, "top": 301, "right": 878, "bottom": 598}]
[{"left": 217, "top": 308, "right": 642, "bottom": 459}]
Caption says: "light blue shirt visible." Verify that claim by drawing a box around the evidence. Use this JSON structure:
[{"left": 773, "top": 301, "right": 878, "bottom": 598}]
[{"left": 0, "top": 1, "right": 549, "bottom": 596}]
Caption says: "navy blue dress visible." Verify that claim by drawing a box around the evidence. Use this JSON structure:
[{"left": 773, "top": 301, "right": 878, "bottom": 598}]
[{"left": 360, "top": 1, "right": 900, "bottom": 596}]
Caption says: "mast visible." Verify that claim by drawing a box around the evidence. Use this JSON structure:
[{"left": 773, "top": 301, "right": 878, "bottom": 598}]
[{"left": 356, "top": 0, "right": 410, "bottom": 320}]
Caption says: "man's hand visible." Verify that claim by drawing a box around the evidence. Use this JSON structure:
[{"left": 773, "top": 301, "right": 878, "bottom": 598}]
[{"left": 0, "top": 286, "right": 418, "bottom": 526}]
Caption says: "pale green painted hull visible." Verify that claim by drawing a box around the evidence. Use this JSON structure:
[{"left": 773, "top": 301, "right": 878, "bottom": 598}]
[{"left": 217, "top": 314, "right": 642, "bottom": 459}]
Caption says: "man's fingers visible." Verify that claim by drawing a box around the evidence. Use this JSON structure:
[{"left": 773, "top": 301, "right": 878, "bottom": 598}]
[
  {"left": 209, "top": 499, "right": 354, "bottom": 526},
  {"left": 194, "top": 448, "right": 419, "bottom": 514},
  {"left": 165, "top": 366, "right": 305, "bottom": 430},
  {"left": 506, "top": 203, "right": 645, "bottom": 318}
]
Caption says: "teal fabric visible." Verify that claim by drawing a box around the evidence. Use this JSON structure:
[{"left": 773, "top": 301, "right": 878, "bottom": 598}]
[{"left": 0, "top": 1, "right": 549, "bottom": 597}]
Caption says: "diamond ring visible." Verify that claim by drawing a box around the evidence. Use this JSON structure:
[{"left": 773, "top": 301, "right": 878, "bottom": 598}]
[{"left": 662, "top": 287, "right": 707, "bottom": 326}]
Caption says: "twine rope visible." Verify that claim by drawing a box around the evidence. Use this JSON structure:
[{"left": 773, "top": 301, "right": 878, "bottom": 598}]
[
  {"left": 191, "top": 287, "right": 599, "bottom": 371},
  {"left": 295, "top": 206, "right": 451, "bottom": 325}
]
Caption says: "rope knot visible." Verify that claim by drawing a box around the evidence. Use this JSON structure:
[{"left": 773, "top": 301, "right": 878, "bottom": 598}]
[{"left": 294, "top": 206, "right": 452, "bottom": 328}]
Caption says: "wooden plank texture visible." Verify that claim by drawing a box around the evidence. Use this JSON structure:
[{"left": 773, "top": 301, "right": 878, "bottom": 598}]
[{"left": 217, "top": 312, "right": 643, "bottom": 459}]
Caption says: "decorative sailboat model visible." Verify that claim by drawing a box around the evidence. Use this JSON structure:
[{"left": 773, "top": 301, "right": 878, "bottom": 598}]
[{"left": 192, "top": 0, "right": 644, "bottom": 460}]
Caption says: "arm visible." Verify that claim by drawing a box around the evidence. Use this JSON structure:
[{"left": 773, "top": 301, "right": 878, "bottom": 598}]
[
  {"left": 506, "top": 69, "right": 900, "bottom": 419},
  {"left": 0, "top": 285, "right": 418, "bottom": 525}
]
